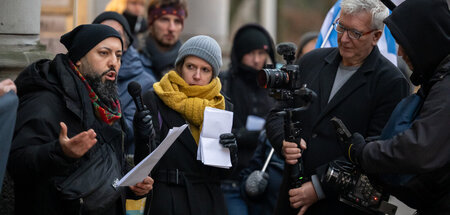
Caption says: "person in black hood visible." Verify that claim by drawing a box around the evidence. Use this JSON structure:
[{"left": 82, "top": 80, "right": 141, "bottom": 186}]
[
  {"left": 105, "top": 0, "right": 147, "bottom": 47},
  {"left": 219, "top": 23, "right": 276, "bottom": 215},
  {"left": 122, "top": 0, "right": 147, "bottom": 40},
  {"left": 8, "top": 24, "right": 154, "bottom": 215},
  {"left": 343, "top": 0, "right": 450, "bottom": 213}
]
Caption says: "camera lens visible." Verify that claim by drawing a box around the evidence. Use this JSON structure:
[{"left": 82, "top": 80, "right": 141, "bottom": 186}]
[{"left": 257, "top": 69, "right": 289, "bottom": 88}]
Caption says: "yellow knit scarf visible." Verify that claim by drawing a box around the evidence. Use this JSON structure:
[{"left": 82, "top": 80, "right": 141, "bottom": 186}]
[{"left": 153, "top": 71, "right": 225, "bottom": 144}]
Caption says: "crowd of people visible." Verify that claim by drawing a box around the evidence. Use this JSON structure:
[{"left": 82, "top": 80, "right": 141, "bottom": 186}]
[{"left": 1, "top": 0, "right": 449, "bottom": 214}]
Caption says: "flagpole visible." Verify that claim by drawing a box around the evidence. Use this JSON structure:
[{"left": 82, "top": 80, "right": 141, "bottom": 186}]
[{"left": 320, "top": 11, "right": 340, "bottom": 48}]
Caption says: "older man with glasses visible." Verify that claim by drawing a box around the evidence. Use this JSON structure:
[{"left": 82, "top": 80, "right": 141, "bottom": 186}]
[{"left": 265, "top": 0, "right": 410, "bottom": 214}]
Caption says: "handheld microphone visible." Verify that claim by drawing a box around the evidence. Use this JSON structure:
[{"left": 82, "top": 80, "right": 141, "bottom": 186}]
[
  {"left": 127, "top": 81, "right": 145, "bottom": 112},
  {"left": 245, "top": 148, "right": 274, "bottom": 197}
]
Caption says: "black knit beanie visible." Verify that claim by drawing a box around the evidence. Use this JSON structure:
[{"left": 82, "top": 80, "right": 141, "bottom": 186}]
[
  {"left": 92, "top": 11, "right": 134, "bottom": 46},
  {"left": 234, "top": 28, "right": 270, "bottom": 61},
  {"left": 60, "top": 24, "right": 123, "bottom": 62}
]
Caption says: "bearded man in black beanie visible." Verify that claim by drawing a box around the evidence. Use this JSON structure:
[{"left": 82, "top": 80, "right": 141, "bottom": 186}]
[
  {"left": 93, "top": 11, "right": 156, "bottom": 156},
  {"left": 8, "top": 24, "right": 154, "bottom": 215},
  {"left": 219, "top": 24, "right": 277, "bottom": 215}
]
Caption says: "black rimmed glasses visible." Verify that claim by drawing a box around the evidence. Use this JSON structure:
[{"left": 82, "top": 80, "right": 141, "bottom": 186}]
[{"left": 333, "top": 18, "right": 377, "bottom": 40}]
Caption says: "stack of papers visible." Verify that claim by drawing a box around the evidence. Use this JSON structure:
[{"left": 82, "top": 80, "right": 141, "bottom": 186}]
[
  {"left": 116, "top": 124, "right": 188, "bottom": 187},
  {"left": 197, "top": 107, "right": 234, "bottom": 168}
]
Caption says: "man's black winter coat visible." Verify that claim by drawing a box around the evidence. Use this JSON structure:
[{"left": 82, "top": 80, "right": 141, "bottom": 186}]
[
  {"left": 266, "top": 46, "right": 410, "bottom": 215},
  {"left": 8, "top": 54, "right": 131, "bottom": 215}
]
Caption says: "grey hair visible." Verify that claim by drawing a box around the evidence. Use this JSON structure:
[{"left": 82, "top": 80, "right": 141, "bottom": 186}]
[{"left": 340, "top": 0, "right": 389, "bottom": 30}]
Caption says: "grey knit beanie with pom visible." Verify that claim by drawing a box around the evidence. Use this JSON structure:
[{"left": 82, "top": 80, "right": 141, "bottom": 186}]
[{"left": 175, "top": 35, "right": 223, "bottom": 77}]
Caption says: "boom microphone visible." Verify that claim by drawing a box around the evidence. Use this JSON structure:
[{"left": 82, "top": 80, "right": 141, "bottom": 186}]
[{"left": 127, "top": 81, "right": 145, "bottom": 112}]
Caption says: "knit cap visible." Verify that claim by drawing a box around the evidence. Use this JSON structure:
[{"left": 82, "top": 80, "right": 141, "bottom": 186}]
[
  {"left": 175, "top": 35, "right": 223, "bottom": 77},
  {"left": 60, "top": 24, "right": 123, "bottom": 62},
  {"left": 92, "top": 11, "right": 133, "bottom": 47},
  {"left": 234, "top": 27, "right": 270, "bottom": 61}
]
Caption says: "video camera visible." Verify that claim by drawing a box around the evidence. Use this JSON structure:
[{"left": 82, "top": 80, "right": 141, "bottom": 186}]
[
  {"left": 258, "top": 42, "right": 317, "bottom": 188},
  {"left": 258, "top": 42, "right": 303, "bottom": 101},
  {"left": 327, "top": 117, "right": 398, "bottom": 215}
]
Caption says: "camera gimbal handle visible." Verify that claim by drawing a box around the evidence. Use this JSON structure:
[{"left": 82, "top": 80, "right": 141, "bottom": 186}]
[{"left": 276, "top": 84, "right": 317, "bottom": 188}]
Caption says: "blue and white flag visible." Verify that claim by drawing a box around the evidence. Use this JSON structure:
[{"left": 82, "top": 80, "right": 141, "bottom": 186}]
[{"left": 315, "top": 0, "right": 399, "bottom": 66}]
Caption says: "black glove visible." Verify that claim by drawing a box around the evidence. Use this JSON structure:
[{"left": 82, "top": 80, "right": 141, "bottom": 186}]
[
  {"left": 245, "top": 170, "right": 269, "bottom": 198},
  {"left": 346, "top": 132, "right": 366, "bottom": 165},
  {"left": 133, "top": 107, "right": 155, "bottom": 148},
  {"left": 219, "top": 133, "right": 238, "bottom": 166}
]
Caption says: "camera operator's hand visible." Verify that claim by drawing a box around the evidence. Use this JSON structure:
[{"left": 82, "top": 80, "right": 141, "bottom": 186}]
[
  {"left": 346, "top": 132, "right": 366, "bottom": 165},
  {"left": 288, "top": 181, "right": 318, "bottom": 215},
  {"left": 282, "top": 139, "right": 307, "bottom": 165},
  {"left": 133, "top": 107, "right": 155, "bottom": 146},
  {"left": 219, "top": 133, "right": 238, "bottom": 166}
]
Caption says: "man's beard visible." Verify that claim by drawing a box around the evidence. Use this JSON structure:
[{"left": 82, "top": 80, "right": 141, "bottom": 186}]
[
  {"left": 151, "top": 30, "right": 177, "bottom": 48},
  {"left": 155, "top": 37, "right": 174, "bottom": 48},
  {"left": 81, "top": 62, "right": 119, "bottom": 110}
]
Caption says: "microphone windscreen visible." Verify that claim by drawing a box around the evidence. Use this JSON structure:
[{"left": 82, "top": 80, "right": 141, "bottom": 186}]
[
  {"left": 127, "top": 81, "right": 142, "bottom": 98},
  {"left": 276, "top": 42, "right": 297, "bottom": 56},
  {"left": 245, "top": 170, "right": 269, "bottom": 197}
]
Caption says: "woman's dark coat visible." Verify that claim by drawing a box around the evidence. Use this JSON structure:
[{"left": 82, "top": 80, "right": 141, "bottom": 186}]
[{"left": 135, "top": 90, "right": 233, "bottom": 215}]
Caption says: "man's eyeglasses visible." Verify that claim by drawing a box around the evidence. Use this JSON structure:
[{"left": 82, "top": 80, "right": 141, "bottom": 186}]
[{"left": 333, "top": 19, "right": 377, "bottom": 40}]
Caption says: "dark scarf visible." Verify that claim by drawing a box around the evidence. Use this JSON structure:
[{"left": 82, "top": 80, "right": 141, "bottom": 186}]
[
  {"left": 235, "top": 63, "right": 261, "bottom": 89},
  {"left": 69, "top": 61, "right": 122, "bottom": 125},
  {"left": 144, "top": 36, "right": 181, "bottom": 79}
]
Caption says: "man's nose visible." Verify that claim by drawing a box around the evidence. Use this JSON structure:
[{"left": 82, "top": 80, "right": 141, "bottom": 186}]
[
  {"left": 340, "top": 30, "right": 351, "bottom": 42},
  {"left": 168, "top": 20, "right": 177, "bottom": 31},
  {"left": 108, "top": 55, "right": 120, "bottom": 70}
]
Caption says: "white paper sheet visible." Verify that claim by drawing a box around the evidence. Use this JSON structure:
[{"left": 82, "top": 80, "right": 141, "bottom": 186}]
[
  {"left": 197, "top": 107, "right": 233, "bottom": 168},
  {"left": 116, "top": 124, "right": 188, "bottom": 187},
  {"left": 246, "top": 115, "right": 266, "bottom": 131}
]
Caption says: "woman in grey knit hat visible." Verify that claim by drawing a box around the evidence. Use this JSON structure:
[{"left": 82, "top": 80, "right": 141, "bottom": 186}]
[{"left": 133, "top": 35, "right": 237, "bottom": 215}]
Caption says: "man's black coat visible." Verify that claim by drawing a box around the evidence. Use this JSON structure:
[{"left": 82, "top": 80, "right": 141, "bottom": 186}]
[
  {"left": 266, "top": 46, "right": 410, "bottom": 215},
  {"left": 135, "top": 90, "right": 233, "bottom": 215},
  {"left": 9, "top": 54, "right": 132, "bottom": 215}
]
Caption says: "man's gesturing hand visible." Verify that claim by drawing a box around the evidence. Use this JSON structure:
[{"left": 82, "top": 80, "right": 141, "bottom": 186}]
[{"left": 59, "top": 122, "right": 97, "bottom": 158}]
